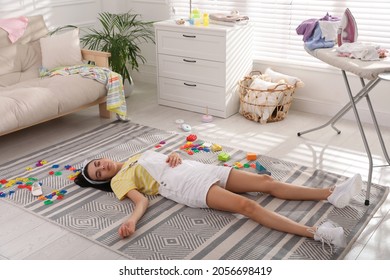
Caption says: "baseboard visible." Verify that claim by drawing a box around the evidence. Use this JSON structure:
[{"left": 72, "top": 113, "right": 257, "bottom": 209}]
[
  {"left": 134, "top": 66, "right": 390, "bottom": 128},
  {"left": 292, "top": 97, "right": 390, "bottom": 128}
]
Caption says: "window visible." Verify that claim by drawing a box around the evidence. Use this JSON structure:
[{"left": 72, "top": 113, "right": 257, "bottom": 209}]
[{"left": 167, "top": 1, "right": 390, "bottom": 68}]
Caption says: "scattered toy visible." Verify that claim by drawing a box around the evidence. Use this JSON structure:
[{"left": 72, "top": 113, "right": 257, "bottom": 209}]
[
  {"left": 31, "top": 182, "right": 43, "bottom": 196},
  {"left": 186, "top": 134, "right": 197, "bottom": 142},
  {"left": 211, "top": 143, "right": 222, "bottom": 152},
  {"left": 201, "top": 107, "right": 213, "bottom": 123},
  {"left": 256, "top": 161, "right": 271, "bottom": 175},
  {"left": 181, "top": 123, "right": 192, "bottom": 132},
  {"left": 218, "top": 152, "right": 231, "bottom": 162},
  {"left": 246, "top": 153, "right": 257, "bottom": 161}
]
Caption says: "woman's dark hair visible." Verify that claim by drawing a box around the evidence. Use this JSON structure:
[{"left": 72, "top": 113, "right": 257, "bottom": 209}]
[{"left": 74, "top": 161, "right": 113, "bottom": 192}]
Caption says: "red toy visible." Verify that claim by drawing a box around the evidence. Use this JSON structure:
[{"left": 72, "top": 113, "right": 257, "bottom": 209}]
[{"left": 186, "top": 134, "right": 197, "bottom": 142}]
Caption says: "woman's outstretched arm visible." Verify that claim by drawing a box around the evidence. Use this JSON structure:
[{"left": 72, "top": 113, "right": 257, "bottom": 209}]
[{"left": 118, "top": 189, "right": 149, "bottom": 238}]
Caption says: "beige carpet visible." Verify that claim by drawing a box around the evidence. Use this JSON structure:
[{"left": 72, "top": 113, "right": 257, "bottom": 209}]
[{"left": 0, "top": 121, "right": 387, "bottom": 259}]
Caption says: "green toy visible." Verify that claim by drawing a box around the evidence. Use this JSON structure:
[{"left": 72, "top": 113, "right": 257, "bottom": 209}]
[{"left": 218, "top": 152, "right": 231, "bottom": 162}]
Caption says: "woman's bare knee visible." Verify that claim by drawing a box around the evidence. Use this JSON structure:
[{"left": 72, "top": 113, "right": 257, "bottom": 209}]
[
  {"left": 237, "top": 197, "right": 259, "bottom": 216},
  {"left": 255, "top": 174, "right": 276, "bottom": 193},
  {"left": 259, "top": 174, "right": 274, "bottom": 184}
]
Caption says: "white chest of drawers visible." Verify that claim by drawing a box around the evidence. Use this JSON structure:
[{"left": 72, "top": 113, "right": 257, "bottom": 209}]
[{"left": 154, "top": 20, "right": 253, "bottom": 118}]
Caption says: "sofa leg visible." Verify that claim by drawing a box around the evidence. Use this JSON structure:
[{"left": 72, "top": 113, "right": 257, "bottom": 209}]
[{"left": 99, "top": 103, "right": 112, "bottom": 118}]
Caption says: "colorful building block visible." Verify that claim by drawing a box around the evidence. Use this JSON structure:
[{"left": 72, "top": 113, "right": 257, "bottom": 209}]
[
  {"left": 255, "top": 161, "right": 271, "bottom": 175},
  {"left": 256, "top": 161, "right": 266, "bottom": 171},
  {"left": 218, "top": 152, "right": 231, "bottom": 162},
  {"left": 203, "top": 142, "right": 212, "bottom": 148},
  {"left": 246, "top": 153, "right": 257, "bottom": 161},
  {"left": 186, "top": 134, "right": 197, "bottom": 141},
  {"left": 211, "top": 143, "right": 222, "bottom": 152}
]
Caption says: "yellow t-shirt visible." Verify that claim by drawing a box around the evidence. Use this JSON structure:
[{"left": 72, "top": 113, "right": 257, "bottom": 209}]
[{"left": 110, "top": 153, "right": 159, "bottom": 200}]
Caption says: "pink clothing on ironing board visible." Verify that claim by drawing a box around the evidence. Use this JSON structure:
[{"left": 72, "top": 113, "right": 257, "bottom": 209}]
[{"left": 0, "top": 16, "right": 29, "bottom": 43}]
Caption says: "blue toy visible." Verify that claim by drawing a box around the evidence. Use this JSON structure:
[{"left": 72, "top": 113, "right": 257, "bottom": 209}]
[{"left": 256, "top": 161, "right": 271, "bottom": 175}]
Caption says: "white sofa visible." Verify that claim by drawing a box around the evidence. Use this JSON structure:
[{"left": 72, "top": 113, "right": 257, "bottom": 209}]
[{"left": 0, "top": 15, "right": 112, "bottom": 136}]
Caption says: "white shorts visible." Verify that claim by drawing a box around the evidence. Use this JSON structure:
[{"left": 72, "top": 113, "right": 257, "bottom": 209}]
[{"left": 158, "top": 160, "right": 232, "bottom": 208}]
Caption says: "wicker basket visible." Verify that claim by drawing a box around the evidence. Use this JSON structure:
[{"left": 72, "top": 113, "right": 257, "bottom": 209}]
[{"left": 238, "top": 71, "right": 297, "bottom": 124}]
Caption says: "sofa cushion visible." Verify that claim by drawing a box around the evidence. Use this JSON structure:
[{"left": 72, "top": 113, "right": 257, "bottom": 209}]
[
  {"left": 40, "top": 28, "right": 83, "bottom": 70},
  {"left": 0, "top": 15, "right": 47, "bottom": 87},
  {"left": 0, "top": 87, "right": 59, "bottom": 132},
  {"left": 10, "top": 75, "right": 107, "bottom": 114},
  {"left": 0, "top": 40, "right": 42, "bottom": 86}
]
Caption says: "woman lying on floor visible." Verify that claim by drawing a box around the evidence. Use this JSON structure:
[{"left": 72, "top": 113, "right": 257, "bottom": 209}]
[{"left": 74, "top": 150, "right": 362, "bottom": 248}]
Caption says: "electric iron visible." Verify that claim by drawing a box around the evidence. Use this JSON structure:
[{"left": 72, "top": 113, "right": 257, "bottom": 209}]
[{"left": 337, "top": 8, "right": 358, "bottom": 46}]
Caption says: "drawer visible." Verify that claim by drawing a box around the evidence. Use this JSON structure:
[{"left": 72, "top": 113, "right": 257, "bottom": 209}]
[
  {"left": 158, "top": 77, "right": 225, "bottom": 111},
  {"left": 157, "top": 30, "right": 226, "bottom": 62},
  {"left": 158, "top": 54, "right": 225, "bottom": 87}
]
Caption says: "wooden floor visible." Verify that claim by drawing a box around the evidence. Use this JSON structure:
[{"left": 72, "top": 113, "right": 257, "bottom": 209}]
[{"left": 0, "top": 82, "right": 389, "bottom": 260}]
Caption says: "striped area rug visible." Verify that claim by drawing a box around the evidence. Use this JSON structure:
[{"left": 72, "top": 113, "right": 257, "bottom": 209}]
[{"left": 0, "top": 121, "right": 388, "bottom": 260}]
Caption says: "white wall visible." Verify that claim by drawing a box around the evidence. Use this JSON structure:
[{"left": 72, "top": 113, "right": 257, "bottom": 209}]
[
  {"left": 128, "top": 0, "right": 390, "bottom": 127},
  {"left": 0, "top": 0, "right": 103, "bottom": 30},
  {"left": 125, "top": 0, "right": 171, "bottom": 84},
  {"left": 2, "top": 0, "right": 389, "bottom": 126}
]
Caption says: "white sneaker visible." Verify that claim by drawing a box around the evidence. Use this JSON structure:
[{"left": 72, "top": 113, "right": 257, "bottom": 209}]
[
  {"left": 327, "top": 174, "right": 362, "bottom": 208},
  {"left": 314, "top": 221, "right": 347, "bottom": 249}
]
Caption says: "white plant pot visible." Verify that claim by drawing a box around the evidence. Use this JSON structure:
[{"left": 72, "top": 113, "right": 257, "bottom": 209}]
[{"left": 123, "top": 76, "right": 134, "bottom": 97}]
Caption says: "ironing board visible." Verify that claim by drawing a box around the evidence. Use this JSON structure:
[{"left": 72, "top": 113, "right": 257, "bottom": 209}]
[{"left": 298, "top": 47, "right": 390, "bottom": 205}]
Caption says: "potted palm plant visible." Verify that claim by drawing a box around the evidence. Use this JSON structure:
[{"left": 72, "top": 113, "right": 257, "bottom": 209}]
[{"left": 80, "top": 11, "right": 155, "bottom": 93}]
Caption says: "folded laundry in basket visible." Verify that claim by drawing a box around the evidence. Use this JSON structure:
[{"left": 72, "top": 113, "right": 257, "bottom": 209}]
[
  {"left": 264, "top": 68, "right": 305, "bottom": 87},
  {"left": 249, "top": 77, "right": 287, "bottom": 91}
]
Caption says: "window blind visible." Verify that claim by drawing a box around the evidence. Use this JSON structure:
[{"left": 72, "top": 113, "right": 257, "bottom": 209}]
[{"left": 168, "top": 0, "right": 390, "bottom": 68}]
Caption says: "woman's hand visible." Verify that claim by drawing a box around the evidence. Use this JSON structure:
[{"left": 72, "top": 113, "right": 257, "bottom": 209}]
[
  {"left": 166, "top": 152, "right": 182, "bottom": 168},
  {"left": 118, "top": 189, "right": 148, "bottom": 239},
  {"left": 119, "top": 219, "right": 136, "bottom": 238}
]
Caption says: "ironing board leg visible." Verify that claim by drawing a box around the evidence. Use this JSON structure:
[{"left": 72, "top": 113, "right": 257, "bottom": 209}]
[
  {"left": 365, "top": 93, "right": 390, "bottom": 165},
  {"left": 341, "top": 71, "right": 375, "bottom": 205},
  {"left": 298, "top": 70, "right": 384, "bottom": 206},
  {"left": 297, "top": 75, "right": 376, "bottom": 137}
]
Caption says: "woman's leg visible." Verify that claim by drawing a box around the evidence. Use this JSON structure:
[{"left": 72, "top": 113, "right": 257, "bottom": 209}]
[
  {"left": 206, "top": 185, "right": 315, "bottom": 238},
  {"left": 225, "top": 169, "right": 331, "bottom": 201}
]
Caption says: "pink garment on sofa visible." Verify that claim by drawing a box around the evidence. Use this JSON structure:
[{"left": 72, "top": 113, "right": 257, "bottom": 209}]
[{"left": 0, "top": 16, "right": 29, "bottom": 43}]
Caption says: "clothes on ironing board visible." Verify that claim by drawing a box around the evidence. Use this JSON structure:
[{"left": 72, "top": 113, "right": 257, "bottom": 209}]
[
  {"left": 296, "top": 13, "right": 340, "bottom": 50},
  {"left": 0, "top": 16, "right": 29, "bottom": 43},
  {"left": 336, "top": 42, "right": 388, "bottom": 61},
  {"left": 296, "top": 13, "right": 340, "bottom": 42},
  {"left": 305, "top": 24, "right": 335, "bottom": 51},
  {"left": 296, "top": 18, "right": 318, "bottom": 42},
  {"left": 319, "top": 20, "right": 340, "bottom": 42}
]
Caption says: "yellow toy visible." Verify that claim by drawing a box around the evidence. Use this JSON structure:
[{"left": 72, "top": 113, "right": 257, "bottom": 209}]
[{"left": 211, "top": 143, "right": 222, "bottom": 152}]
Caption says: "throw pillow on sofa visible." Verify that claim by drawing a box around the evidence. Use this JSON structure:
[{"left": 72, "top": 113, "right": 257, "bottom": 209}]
[{"left": 40, "top": 28, "right": 83, "bottom": 70}]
